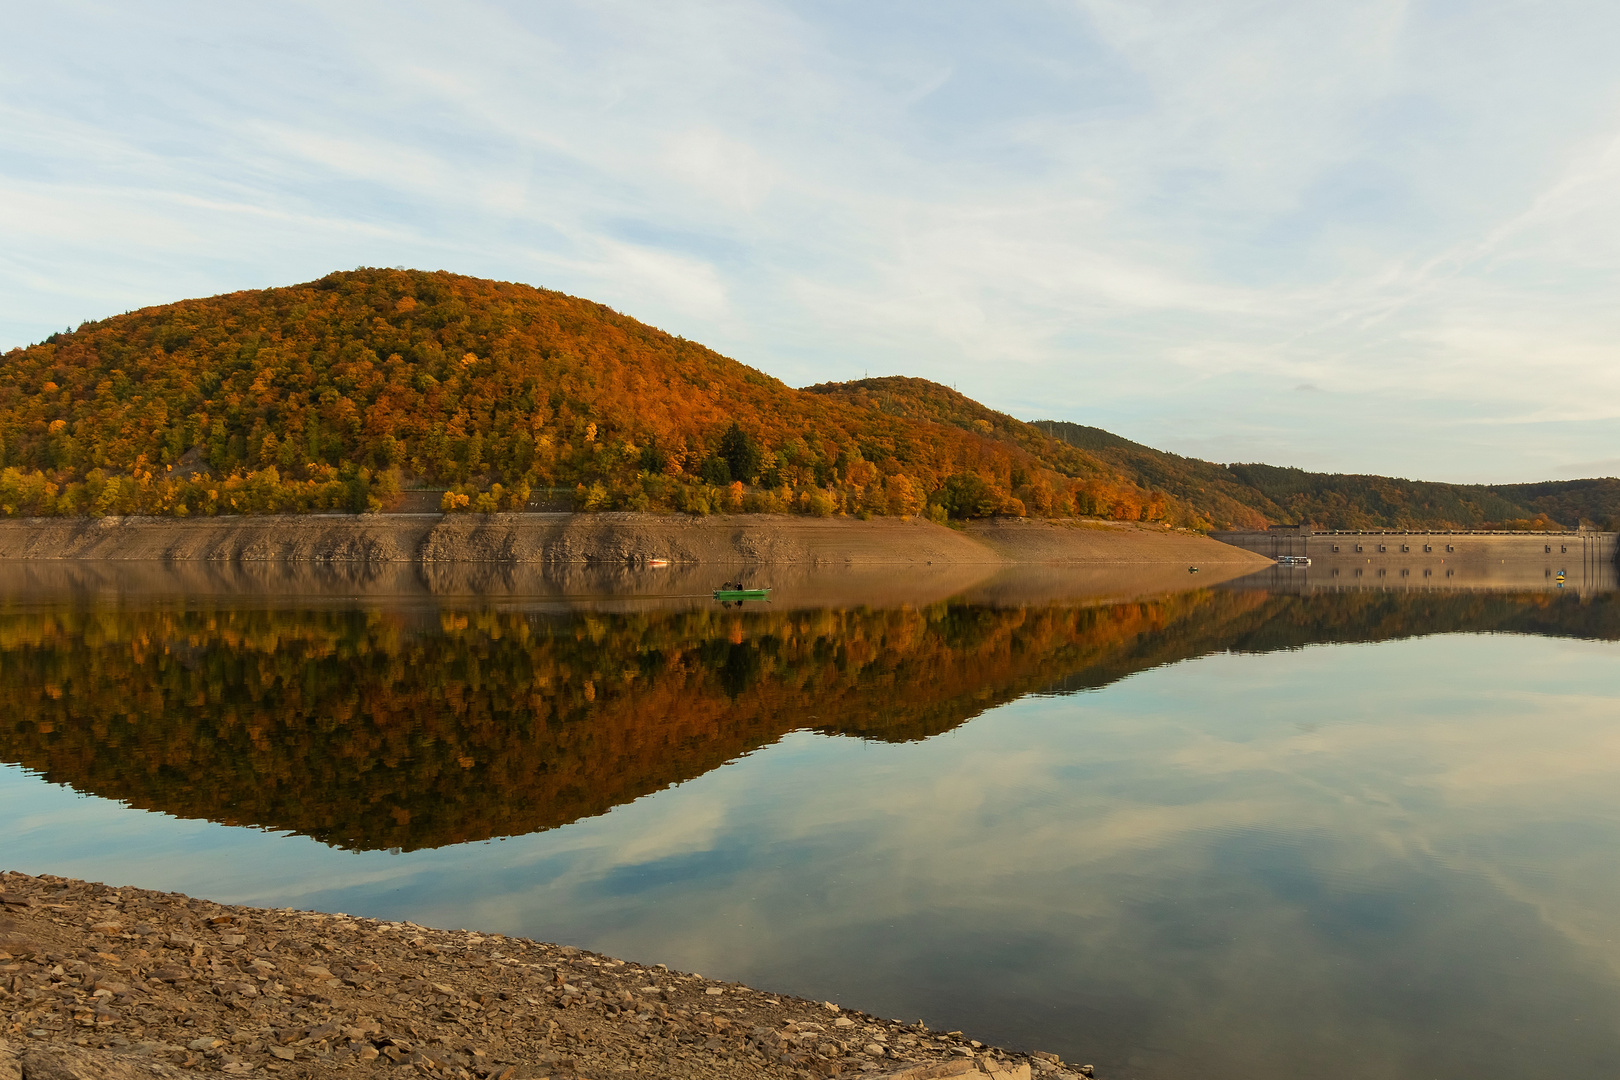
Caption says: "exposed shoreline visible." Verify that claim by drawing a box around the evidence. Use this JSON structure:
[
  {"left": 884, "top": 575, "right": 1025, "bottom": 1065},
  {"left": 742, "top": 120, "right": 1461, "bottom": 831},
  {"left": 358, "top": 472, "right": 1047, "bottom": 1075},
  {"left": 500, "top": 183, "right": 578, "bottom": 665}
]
[
  {"left": 0, "top": 513, "right": 1269, "bottom": 571},
  {"left": 0, "top": 870, "right": 1085, "bottom": 1080}
]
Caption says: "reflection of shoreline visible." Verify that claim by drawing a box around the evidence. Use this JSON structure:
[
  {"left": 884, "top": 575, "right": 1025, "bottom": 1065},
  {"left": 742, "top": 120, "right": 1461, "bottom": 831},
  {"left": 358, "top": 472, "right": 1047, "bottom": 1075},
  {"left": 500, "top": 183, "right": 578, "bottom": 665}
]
[
  {"left": 0, "top": 594, "right": 1277, "bottom": 852},
  {"left": 0, "top": 558, "right": 1265, "bottom": 613},
  {"left": 2, "top": 589, "right": 1618, "bottom": 855}
]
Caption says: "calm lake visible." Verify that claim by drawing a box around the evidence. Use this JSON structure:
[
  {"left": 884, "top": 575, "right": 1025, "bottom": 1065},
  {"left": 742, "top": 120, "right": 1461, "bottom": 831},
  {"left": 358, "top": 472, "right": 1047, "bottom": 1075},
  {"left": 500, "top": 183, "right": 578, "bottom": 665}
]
[{"left": 3, "top": 562, "right": 1619, "bottom": 1079}]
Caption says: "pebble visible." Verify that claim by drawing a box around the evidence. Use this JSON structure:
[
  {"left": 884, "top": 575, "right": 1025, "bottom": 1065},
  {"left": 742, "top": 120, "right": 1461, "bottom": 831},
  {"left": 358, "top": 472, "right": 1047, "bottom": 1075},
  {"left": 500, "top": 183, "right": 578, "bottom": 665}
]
[{"left": 0, "top": 869, "right": 1083, "bottom": 1080}]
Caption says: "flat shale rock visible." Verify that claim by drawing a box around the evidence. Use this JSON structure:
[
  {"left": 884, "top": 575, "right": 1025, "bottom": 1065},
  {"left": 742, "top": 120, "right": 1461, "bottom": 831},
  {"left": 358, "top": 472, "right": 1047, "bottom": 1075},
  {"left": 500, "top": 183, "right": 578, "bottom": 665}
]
[
  {"left": 1, "top": 1037, "right": 207, "bottom": 1077},
  {"left": 0, "top": 872, "right": 1092, "bottom": 1080}
]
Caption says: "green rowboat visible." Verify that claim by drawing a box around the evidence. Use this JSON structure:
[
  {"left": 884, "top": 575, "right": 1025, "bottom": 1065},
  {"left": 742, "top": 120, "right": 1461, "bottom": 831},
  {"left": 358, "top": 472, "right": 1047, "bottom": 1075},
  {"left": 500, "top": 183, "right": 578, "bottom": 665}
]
[{"left": 713, "top": 588, "right": 771, "bottom": 601}]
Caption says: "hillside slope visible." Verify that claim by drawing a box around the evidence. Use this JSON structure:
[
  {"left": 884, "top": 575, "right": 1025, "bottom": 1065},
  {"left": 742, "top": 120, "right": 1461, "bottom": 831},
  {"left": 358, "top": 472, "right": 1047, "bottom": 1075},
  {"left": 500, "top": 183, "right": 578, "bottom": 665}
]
[
  {"left": 809, "top": 379, "right": 1280, "bottom": 528},
  {"left": 820, "top": 380, "right": 1620, "bottom": 531},
  {"left": 1031, "top": 419, "right": 1620, "bottom": 531},
  {"left": 811, "top": 376, "right": 1268, "bottom": 527},
  {"left": 0, "top": 270, "right": 1188, "bottom": 524}
]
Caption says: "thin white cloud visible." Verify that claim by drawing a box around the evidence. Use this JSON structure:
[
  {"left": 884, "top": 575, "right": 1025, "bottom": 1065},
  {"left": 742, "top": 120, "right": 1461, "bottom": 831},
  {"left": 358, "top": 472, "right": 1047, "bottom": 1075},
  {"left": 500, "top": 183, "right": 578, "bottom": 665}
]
[
  {"left": 2, "top": 0, "right": 1618, "bottom": 480},
  {"left": 590, "top": 240, "right": 732, "bottom": 321}
]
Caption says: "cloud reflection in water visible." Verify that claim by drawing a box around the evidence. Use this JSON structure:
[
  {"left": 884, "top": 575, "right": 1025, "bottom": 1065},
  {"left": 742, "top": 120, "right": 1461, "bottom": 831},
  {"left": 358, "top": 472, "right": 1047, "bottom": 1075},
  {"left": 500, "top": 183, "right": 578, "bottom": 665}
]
[{"left": 2, "top": 608, "right": 1620, "bottom": 1077}]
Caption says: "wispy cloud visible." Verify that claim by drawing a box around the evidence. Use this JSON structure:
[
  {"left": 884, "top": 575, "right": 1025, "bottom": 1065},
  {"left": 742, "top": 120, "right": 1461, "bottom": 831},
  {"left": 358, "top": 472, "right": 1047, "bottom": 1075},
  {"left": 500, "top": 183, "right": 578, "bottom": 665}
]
[{"left": 2, "top": 0, "right": 1618, "bottom": 481}]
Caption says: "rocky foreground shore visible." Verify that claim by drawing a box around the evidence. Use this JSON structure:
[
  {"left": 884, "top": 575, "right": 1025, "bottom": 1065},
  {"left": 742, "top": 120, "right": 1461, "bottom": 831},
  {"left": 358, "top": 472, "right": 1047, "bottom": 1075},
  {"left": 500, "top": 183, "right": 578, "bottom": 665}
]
[{"left": 0, "top": 872, "right": 1092, "bottom": 1080}]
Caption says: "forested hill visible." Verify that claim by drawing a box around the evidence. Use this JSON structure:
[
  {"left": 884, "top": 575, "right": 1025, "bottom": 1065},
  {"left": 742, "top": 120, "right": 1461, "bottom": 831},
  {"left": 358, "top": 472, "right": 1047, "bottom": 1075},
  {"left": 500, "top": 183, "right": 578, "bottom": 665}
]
[
  {"left": 0, "top": 267, "right": 1612, "bottom": 529},
  {"left": 0, "top": 269, "right": 1188, "bottom": 523},
  {"left": 812, "top": 383, "right": 1620, "bottom": 530},
  {"left": 1032, "top": 419, "right": 1620, "bottom": 531}
]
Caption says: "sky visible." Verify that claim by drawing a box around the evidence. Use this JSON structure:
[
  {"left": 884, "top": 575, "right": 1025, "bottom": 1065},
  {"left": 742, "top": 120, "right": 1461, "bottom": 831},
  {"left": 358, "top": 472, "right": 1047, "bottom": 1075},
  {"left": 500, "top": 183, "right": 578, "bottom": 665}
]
[{"left": 4, "top": 0, "right": 1620, "bottom": 483}]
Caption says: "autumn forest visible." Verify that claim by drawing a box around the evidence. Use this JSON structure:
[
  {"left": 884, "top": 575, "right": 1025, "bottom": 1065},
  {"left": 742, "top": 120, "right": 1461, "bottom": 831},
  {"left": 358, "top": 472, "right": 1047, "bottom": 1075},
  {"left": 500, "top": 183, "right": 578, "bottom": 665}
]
[{"left": 2, "top": 268, "right": 1616, "bottom": 530}]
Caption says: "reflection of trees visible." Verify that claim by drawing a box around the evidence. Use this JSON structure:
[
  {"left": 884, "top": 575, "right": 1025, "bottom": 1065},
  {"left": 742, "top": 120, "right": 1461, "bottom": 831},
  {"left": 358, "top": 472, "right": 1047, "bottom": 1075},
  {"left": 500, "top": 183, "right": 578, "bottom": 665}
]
[{"left": 1, "top": 589, "right": 1617, "bottom": 853}]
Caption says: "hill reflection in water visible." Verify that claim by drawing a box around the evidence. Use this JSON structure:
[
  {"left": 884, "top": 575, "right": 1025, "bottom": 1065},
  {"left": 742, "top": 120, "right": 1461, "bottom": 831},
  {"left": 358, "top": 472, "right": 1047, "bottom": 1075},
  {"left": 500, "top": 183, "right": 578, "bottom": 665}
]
[{"left": 2, "top": 569, "right": 1617, "bottom": 852}]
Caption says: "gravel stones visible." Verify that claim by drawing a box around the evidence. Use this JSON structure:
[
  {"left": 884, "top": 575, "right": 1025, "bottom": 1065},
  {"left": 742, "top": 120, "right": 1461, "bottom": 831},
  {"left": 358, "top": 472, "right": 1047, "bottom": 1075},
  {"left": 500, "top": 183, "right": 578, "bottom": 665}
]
[{"left": 0, "top": 870, "right": 1081, "bottom": 1079}]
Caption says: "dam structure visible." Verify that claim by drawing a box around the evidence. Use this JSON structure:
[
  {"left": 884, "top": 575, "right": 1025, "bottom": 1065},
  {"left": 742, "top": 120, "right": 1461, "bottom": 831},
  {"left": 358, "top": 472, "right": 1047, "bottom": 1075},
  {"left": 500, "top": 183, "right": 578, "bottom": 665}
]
[{"left": 1211, "top": 525, "right": 1619, "bottom": 594}]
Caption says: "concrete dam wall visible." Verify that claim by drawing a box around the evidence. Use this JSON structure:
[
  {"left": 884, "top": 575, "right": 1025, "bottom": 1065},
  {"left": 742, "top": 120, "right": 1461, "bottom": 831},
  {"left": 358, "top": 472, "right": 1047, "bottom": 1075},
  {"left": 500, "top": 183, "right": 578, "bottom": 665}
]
[{"left": 1210, "top": 528, "right": 1619, "bottom": 593}]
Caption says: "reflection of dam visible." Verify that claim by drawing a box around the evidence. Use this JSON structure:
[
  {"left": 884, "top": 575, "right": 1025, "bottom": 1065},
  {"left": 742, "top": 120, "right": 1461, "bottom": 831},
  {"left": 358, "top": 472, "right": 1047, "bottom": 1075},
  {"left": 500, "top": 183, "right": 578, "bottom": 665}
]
[{"left": 1212, "top": 527, "right": 1619, "bottom": 594}]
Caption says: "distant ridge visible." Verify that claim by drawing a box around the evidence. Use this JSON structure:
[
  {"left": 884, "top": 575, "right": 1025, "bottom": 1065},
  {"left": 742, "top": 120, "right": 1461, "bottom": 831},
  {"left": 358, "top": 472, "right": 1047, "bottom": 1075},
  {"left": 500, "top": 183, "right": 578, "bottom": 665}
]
[
  {"left": 0, "top": 267, "right": 1614, "bottom": 530},
  {"left": 1032, "top": 418, "right": 1620, "bottom": 532}
]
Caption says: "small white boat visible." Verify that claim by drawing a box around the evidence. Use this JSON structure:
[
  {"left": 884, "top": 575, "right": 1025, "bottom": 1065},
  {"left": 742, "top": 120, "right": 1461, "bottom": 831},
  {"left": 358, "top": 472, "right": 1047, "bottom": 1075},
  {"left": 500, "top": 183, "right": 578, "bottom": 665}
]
[{"left": 1276, "top": 555, "right": 1312, "bottom": 567}]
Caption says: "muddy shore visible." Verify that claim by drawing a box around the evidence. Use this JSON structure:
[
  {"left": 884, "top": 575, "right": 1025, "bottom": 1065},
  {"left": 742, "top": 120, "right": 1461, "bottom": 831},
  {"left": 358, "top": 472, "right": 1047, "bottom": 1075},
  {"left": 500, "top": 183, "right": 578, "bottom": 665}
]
[
  {"left": 0, "top": 513, "right": 1267, "bottom": 572},
  {"left": 0, "top": 872, "right": 1087, "bottom": 1080}
]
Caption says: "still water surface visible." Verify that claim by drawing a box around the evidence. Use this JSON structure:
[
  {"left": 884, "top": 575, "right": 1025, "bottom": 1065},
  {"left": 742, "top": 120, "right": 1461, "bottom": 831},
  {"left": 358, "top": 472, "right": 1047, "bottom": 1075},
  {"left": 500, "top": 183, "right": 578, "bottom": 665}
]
[{"left": 2, "top": 567, "right": 1619, "bottom": 1079}]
